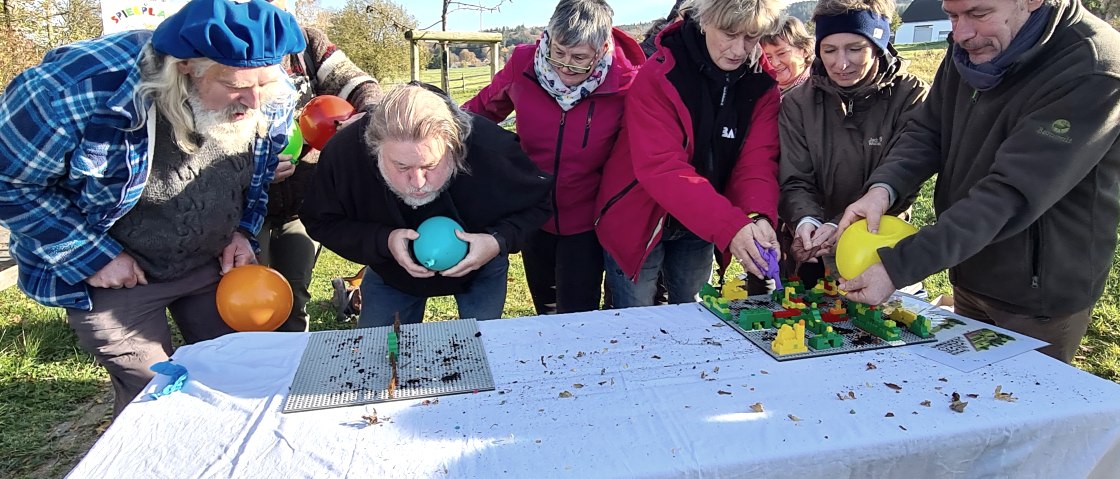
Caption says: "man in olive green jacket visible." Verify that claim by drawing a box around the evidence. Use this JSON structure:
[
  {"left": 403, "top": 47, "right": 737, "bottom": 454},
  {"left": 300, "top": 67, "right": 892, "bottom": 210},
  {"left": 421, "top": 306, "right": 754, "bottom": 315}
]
[{"left": 836, "top": 0, "right": 1120, "bottom": 362}]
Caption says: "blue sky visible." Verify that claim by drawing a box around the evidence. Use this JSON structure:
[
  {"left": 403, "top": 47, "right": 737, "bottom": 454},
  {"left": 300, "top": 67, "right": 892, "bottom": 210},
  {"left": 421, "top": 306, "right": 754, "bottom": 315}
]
[{"left": 315, "top": 1, "right": 695, "bottom": 31}]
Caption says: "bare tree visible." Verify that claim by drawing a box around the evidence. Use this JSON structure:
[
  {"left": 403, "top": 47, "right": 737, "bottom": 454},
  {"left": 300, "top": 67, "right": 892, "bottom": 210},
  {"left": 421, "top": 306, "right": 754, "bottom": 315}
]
[{"left": 435, "top": 0, "right": 510, "bottom": 31}]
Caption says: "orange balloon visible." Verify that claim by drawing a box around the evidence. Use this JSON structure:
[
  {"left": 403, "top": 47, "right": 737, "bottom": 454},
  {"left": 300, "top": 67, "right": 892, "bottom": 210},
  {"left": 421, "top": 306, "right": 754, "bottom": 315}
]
[
  {"left": 215, "top": 265, "right": 293, "bottom": 331},
  {"left": 298, "top": 95, "right": 355, "bottom": 151}
]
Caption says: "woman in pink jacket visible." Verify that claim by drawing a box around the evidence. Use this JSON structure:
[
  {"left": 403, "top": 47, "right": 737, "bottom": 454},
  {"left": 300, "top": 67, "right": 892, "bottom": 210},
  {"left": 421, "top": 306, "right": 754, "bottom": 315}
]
[
  {"left": 464, "top": 0, "right": 644, "bottom": 314},
  {"left": 595, "top": 0, "right": 783, "bottom": 308}
]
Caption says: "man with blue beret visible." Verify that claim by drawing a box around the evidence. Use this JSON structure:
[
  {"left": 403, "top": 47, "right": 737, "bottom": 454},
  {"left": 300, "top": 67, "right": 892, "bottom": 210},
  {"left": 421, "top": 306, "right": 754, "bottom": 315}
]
[{"left": 0, "top": 0, "right": 306, "bottom": 416}]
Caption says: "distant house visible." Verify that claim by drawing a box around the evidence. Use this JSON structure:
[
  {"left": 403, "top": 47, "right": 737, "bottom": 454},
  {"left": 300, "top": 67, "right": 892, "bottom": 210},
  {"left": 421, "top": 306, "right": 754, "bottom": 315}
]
[{"left": 895, "top": 0, "right": 952, "bottom": 44}]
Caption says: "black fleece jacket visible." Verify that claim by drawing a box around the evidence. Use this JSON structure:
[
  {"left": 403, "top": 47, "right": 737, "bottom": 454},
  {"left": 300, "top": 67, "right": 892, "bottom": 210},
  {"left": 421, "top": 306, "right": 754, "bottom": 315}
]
[
  {"left": 869, "top": 0, "right": 1120, "bottom": 316},
  {"left": 302, "top": 114, "right": 552, "bottom": 297}
]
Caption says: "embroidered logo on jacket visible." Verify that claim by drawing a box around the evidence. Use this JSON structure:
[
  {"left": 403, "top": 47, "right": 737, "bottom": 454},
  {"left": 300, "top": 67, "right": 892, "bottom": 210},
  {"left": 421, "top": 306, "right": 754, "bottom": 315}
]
[
  {"left": 868, "top": 136, "right": 883, "bottom": 146},
  {"left": 1037, "top": 118, "right": 1073, "bottom": 144},
  {"left": 721, "top": 127, "right": 736, "bottom": 139}
]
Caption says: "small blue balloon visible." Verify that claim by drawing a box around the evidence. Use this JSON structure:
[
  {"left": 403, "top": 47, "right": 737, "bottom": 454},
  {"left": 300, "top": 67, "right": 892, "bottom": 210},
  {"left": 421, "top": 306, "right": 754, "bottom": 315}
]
[{"left": 412, "top": 216, "right": 469, "bottom": 271}]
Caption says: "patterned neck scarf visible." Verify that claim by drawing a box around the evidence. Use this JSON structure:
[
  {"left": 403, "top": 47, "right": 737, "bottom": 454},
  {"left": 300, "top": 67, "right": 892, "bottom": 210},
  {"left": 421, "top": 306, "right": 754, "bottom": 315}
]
[{"left": 533, "top": 30, "right": 614, "bottom": 111}]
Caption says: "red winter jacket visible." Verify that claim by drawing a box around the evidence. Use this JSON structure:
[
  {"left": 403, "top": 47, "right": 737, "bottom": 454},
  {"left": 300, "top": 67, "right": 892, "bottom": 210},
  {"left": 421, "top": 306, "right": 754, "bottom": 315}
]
[
  {"left": 594, "top": 24, "right": 780, "bottom": 281},
  {"left": 463, "top": 28, "right": 644, "bottom": 235}
]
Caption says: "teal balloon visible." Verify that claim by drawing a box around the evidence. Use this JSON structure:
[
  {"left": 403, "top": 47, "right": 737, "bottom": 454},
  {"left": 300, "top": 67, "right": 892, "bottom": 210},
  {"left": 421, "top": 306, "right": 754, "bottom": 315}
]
[
  {"left": 412, "top": 216, "right": 468, "bottom": 271},
  {"left": 280, "top": 120, "right": 303, "bottom": 164}
]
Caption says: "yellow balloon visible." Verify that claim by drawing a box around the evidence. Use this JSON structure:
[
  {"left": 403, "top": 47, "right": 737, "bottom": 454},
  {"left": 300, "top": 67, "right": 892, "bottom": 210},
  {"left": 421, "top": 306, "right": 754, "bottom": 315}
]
[{"left": 835, "top": 216, "right": 918, "bottom": 279}]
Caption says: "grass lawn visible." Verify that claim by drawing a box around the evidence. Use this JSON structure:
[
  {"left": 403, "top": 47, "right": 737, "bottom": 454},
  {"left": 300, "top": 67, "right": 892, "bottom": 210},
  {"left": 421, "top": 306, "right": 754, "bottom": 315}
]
[{"left": 0, "top": 42, "right": 1118, "bottom": 479}]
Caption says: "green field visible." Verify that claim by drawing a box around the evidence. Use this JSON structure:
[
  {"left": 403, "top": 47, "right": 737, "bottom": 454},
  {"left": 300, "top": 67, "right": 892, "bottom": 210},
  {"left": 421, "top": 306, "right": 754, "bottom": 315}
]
[{"left": 1, "top": 42, "right": 1117, "bottom": 478}]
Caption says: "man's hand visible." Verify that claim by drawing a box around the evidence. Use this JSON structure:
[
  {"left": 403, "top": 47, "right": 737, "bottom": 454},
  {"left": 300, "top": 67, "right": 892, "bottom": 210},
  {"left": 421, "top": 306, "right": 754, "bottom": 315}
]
[
  {"left": 729, "top": 219, "right": 777, "bottom": 279},
  {"left": 837, "top": 262, "right": 896, "bottom": 304},
  {"left": 388, "top": 228, "right": 435, "bottom": 278},
  {"left": 835, "top": 187, "right": 892, "bottom": 240},
  {"left": 220, "top": 231, "right": 257, "bottom": 274},
  {"left": 440, "top": 230, "right": 500, "bottom": 278},
  {"left": 85, "top": 252, "right": 147, "bottom": 289},
  {"left": 272, "top": 158, "right": 295, "bottom": 183},
  {"left": 810, "top": 223, "right": 838, "bottom": 249},
  {"left": 795, "top": 221, "right": 817, "bottom": 247}
]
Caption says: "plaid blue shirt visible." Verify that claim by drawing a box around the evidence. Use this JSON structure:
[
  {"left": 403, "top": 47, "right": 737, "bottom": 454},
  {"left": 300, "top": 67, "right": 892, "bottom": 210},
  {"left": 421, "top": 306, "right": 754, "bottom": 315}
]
[{"left": 0, "top": 31, "right": 295, "bottom": 310}]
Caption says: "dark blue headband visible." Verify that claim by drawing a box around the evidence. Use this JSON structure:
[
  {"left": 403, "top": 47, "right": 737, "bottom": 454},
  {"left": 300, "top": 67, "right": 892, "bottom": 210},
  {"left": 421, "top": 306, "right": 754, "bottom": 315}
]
[{"left": 814, "top": 10, "right": 891, "bottom": 55}]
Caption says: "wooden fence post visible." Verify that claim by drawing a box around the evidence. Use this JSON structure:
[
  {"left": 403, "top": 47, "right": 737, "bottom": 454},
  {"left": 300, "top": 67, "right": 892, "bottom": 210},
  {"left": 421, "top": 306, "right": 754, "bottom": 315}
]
[{"left": 404, "top": 30, "right": 504, "bottom": 90}]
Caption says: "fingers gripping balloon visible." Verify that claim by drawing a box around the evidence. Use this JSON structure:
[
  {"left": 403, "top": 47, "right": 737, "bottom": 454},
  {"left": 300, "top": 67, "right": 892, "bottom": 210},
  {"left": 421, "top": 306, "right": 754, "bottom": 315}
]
[
  {"left": 215, "top": 265, "right": 294, "bottom": 331},
  {"left": 412, "top": 216, "right": 469, "bottom": 271},
  {"left": 752, "top": 240, "right": 783, "bottom": 290},
  {"left": 835, "top": 216, "right": 918, "bottom": 279}
]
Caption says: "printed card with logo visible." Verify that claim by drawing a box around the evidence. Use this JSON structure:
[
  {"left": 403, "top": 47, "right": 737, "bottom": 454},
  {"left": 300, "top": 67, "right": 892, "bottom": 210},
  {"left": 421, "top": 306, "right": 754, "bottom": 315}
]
[{"left": 889, "top": 291, "right": 1049, "bottom": 372}]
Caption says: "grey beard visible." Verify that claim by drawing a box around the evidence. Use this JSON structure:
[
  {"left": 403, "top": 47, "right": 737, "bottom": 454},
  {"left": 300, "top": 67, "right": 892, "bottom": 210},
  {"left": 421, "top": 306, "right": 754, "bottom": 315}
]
[
  {"left": 377, "top": 159, "right": 452, "bottom": 208},
  {"left": 187, "top": 96, "right": 263, "bottom": 155}
]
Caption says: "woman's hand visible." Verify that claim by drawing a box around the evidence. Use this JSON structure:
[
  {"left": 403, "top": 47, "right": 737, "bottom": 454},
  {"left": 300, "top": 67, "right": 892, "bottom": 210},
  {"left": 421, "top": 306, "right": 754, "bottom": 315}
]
[{"left": 729, "top": 219, "right": 777, "bottom": 279}]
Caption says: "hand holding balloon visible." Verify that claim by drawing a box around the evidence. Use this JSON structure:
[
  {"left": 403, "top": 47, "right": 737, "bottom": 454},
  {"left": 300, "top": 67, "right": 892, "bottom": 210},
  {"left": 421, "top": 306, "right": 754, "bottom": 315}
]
[
  {"left": 388, "top": 228, "right": 435, "bottom": 278},
  {"left": 835, "top": 216, "right": 917, "bottom": 279},
  {"left": 440, "top": 230, "right": 500, "bottom": 277},
  {"left": 411, "top": 216, "right": 469, "bottom": 272},
  {"left": 216, "top": 265, "right": 293, "bottom": 331}
]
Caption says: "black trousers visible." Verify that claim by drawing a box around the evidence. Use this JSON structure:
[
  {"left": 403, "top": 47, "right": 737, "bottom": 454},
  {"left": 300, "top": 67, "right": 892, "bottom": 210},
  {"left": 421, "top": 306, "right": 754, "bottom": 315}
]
[{"left": 521, "top": 230, "right": 604, "bottom": 315}]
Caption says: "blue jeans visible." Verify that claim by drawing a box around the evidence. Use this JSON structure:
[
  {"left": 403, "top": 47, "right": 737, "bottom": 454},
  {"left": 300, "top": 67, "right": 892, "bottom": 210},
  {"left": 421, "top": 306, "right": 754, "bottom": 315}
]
[
  {"left": 605, "top": 229, "right": 714, "bottom": 308},
  {"left": 358, "top": 255, "right": 509, "bottom": 328}
]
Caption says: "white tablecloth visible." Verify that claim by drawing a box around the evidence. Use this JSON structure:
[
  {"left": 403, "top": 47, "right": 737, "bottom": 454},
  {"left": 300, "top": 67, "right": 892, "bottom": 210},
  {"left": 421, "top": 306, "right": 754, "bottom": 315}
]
[{"left": 69, "top": 304, "right": 1120, "bottom": 478}]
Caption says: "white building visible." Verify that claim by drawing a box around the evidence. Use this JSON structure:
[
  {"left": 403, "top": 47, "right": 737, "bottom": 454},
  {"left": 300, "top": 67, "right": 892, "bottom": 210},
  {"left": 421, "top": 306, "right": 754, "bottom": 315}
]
[{"left": 894, "top": 0, "right": 952, "bottom": 44}]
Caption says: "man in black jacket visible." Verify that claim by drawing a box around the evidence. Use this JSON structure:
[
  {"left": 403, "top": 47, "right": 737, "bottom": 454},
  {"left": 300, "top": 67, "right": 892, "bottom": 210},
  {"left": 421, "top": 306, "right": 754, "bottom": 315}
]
[
  {"left": 836, "top": 0, "right": 1120, "bottom": 362},
  {"left": 302, "top": 84, "right": 552, "bottom": 327}
]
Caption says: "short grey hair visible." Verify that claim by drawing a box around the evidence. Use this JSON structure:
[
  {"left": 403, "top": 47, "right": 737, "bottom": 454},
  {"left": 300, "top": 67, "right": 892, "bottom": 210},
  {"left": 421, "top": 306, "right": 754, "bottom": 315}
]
[
  {"left": 365, "top": 84, "right": 472, "bottom": 175},
  {"left": 682, "top": 0, "right": 783, "bottom": 38},
  {"left": 546, "top": 0, "right": 615, "bottom": 49}
]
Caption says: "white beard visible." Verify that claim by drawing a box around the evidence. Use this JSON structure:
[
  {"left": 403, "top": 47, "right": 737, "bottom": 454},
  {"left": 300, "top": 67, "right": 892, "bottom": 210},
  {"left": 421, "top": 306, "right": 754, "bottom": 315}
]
[
  {"left": 377, "top": 158, "right": 450, "bottom": 208},
  {"left": 187, "top": 95, "right": 263, "bottom": 155}
]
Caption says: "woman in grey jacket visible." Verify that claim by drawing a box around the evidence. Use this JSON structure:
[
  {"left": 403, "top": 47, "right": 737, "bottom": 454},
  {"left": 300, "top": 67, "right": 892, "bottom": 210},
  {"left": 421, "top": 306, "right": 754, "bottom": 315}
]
[{"left": 777, "top": 0, "right": 928, "bottom": 286}]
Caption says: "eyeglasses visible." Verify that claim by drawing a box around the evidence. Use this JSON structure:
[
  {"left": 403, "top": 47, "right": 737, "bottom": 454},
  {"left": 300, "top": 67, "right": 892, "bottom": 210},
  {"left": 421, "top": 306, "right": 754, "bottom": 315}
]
[{"left": 545, "top": 54, "right": 596, "bottom": 74}]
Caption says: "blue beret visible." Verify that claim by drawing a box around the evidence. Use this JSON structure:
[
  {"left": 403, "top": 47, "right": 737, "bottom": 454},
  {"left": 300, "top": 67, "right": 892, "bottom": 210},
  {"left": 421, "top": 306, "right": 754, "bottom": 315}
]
[{"left": 151, "top": 0, "right": 306, "bottom": 67}]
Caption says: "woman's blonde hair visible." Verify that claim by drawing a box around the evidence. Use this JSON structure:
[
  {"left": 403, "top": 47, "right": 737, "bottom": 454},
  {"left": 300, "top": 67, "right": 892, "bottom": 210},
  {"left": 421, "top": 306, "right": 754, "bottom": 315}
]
[{"left": 682, "top": 0, "right": 783, "bottom": 37}]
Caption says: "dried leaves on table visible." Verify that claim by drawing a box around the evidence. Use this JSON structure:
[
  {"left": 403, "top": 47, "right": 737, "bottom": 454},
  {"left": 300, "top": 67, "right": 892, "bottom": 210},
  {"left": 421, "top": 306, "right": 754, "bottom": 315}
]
[
  {"left": 950, "top": 392, "right": 969, "bottom": 413},
  {"left": 994, "top": 385, "right": 1018, "bottom": 402}
]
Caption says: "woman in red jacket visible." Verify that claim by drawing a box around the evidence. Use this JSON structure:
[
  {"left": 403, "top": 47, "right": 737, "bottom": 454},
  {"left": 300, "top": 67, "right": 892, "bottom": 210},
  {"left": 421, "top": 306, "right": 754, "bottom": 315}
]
[
  {"left": 595, "top": 0, "right": 783, "bottom": 308},
  {"left": 463, "top": 0, "right": 644, "bottom": 314}
]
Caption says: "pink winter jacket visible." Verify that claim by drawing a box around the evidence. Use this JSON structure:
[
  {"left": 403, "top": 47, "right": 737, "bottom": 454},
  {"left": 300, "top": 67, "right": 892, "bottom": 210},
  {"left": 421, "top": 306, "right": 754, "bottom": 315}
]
[
  {"left": 463, "top": 28, "right": 644, "bottom": 235},
  {"left": 594, "top": 26, "right": 781, "bottom": 281}
]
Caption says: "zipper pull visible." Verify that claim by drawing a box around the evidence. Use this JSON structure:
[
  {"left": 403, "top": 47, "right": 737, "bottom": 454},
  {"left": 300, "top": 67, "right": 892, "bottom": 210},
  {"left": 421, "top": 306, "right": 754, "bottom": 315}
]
[
  {"left": 971, "top": 90, "right": 980, "bottom": 103},
  {"left": 1031, "top": 276, "right": 1039, "bottom": 288}
]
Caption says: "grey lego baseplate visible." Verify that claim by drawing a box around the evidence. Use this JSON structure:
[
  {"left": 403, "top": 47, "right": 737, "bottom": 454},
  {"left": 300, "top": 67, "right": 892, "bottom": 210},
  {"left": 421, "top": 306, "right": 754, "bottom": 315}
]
[
  {"left": 715, "top": 295, "right": 938, "bottom": 362},
  {"left": 283, "top": 318, "right": 495, "bottom": 413}
]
